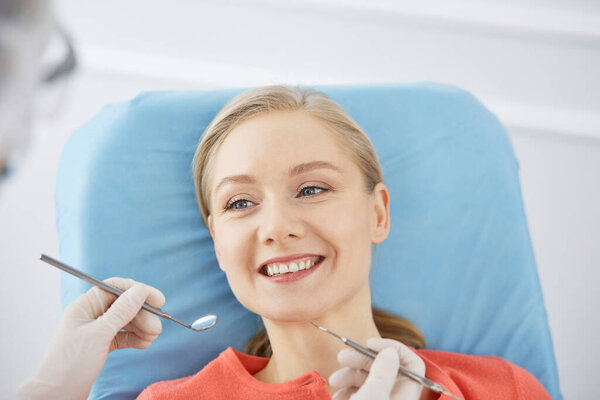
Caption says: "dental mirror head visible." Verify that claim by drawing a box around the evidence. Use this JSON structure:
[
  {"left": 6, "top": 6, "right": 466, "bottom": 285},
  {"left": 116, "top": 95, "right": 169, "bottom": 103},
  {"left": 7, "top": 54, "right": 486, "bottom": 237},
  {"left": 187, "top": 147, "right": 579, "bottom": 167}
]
[{"left": 191, "top": 314, "right": 218, "bottom": 331}]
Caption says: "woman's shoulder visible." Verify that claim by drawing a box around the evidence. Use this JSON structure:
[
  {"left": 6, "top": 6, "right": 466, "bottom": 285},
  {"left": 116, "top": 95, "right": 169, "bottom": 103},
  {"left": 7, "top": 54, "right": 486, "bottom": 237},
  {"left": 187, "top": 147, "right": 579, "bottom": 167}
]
[
  {"left": 413, "top": 348, "right": 552, "bottom": 399},
  {"left": 136, "top": 347, "right": 237, "bottom": 400}
]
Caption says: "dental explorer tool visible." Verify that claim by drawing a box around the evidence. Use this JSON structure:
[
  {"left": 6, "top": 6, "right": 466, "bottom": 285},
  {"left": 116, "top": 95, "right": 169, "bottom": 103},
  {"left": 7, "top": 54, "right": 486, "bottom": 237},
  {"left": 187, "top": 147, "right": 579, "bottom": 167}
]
[
  {"left": 309, "top": 320, "right": 462, "bottom": 400},
  {"left": 40, "top": 254, "right": 217, "bottom": 332}
]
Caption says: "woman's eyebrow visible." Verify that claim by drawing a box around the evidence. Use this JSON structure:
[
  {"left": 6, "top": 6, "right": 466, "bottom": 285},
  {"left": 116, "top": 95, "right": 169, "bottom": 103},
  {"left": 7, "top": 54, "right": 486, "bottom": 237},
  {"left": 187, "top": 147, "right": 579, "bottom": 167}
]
[
  {"left": 213, "top": 175, "right": 255, "bottom": 196},
  {"left": 289, "top": 160, "right": 342, "bottom": 176},
  {"left": 214, "top": 160, "right": 342, "bottom": 195}
]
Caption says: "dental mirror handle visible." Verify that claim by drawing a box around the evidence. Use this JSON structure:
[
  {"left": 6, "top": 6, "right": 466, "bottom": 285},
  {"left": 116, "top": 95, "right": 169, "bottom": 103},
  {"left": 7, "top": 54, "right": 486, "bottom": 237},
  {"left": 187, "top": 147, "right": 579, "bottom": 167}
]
[{"left": 39, "top": 254, "right": 216, "bottom": 331}]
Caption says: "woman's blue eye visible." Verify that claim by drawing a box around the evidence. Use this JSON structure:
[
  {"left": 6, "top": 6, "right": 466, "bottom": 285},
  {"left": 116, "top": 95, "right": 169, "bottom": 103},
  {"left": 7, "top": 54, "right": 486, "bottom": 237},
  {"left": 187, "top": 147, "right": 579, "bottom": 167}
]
[
  {"left": 225, "top": 199, "right": 253, "bottom": 211},
  {"left": 299, "top": 186, "right": 327, "bottom": 197}
]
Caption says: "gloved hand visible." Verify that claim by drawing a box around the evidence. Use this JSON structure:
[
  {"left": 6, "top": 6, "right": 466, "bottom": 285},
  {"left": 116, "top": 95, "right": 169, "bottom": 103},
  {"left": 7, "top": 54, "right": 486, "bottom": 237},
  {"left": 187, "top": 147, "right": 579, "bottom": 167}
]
[
  {"left": 16, "top": 278, "right": 165, "bottom": 400},
  {"left": 329, "top": 337, "right": 426, "bottom": 400}
]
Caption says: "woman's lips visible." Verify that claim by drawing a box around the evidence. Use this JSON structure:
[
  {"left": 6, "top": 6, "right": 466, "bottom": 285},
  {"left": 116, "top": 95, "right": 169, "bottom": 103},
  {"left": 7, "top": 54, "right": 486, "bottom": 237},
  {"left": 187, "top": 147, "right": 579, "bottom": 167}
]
[
  {"left": 260, "top": 256, "right": 325, "bottom": 283},
  {"left": 258, "top": 253, "right": 322, "bottom": 272}
]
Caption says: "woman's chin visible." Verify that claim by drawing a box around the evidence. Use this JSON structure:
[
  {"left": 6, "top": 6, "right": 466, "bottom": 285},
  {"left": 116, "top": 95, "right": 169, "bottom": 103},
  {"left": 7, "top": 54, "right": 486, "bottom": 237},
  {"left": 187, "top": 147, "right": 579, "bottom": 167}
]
[{"left": 259, "top": 306, "right": 324, "bottom": 324}]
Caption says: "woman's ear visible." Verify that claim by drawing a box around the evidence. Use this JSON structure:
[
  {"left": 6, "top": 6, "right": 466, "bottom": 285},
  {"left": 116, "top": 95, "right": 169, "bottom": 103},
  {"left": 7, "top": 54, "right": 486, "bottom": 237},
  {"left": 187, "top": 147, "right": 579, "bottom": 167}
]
[{"left": 371, "top": 182, "right": 390, "bottom": 244}]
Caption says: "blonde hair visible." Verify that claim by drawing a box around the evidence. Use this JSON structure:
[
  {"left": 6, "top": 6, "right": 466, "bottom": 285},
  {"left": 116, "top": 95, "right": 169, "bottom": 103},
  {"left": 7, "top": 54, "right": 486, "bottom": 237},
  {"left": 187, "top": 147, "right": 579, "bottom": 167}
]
[{"left": 192, "top": 85, "right": 426, "bottom": 355}]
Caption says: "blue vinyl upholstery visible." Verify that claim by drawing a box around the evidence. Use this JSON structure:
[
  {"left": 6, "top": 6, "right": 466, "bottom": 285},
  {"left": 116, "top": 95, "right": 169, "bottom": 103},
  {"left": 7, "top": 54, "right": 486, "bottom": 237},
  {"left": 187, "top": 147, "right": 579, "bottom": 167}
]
[{"left": 55, "top": 82, "right": 561, "bottom": 399}]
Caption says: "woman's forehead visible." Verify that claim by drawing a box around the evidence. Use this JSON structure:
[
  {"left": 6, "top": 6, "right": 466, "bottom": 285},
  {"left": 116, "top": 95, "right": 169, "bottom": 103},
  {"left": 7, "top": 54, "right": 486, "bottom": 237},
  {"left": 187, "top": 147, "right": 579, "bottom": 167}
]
[
  {"left": 225, "top": 111, "right": 337, "bottom": 148},
  {"left": 213, "top": 112, "right": 350, "bottom": 173}
]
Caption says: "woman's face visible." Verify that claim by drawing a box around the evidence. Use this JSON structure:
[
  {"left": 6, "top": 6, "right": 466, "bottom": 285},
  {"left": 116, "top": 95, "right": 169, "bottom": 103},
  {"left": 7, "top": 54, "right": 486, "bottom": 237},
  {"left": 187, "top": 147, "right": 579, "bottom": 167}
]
[{"left": 207, "top": 110, "right": 389, "bottom": 322}]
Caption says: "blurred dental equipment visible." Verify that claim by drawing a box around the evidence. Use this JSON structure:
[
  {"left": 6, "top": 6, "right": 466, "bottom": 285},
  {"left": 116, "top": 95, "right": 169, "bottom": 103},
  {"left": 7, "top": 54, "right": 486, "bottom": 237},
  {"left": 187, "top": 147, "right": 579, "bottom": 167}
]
[
  {"left": 309, "top": 320, "right": 462, "bottom": 400},
  {"left": 41, "top": 254, "right": 218, "bottom": 332},
  {"left": 0, "top": 0, "right": 76, "bottom": 184}
]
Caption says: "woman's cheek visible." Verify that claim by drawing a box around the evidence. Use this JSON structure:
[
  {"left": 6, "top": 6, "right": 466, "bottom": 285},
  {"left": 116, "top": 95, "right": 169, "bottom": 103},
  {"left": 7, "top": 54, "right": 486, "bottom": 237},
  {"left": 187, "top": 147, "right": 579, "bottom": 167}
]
[
  {"left": 336, "top": 203, "right": 373, "bottom": 263},
  {"left": 326, "top": 198, "right": 366, "bottom": 234},
  {"left": 213, "top": 226, "right": 241, "bottom": 272}
]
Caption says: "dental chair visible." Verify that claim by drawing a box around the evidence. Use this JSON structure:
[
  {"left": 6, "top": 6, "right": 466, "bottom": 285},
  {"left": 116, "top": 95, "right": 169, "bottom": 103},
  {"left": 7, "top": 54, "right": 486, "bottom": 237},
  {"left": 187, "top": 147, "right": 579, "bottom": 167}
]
[{"left": 55, "top": 82, "right": 562, "bottom": 399}]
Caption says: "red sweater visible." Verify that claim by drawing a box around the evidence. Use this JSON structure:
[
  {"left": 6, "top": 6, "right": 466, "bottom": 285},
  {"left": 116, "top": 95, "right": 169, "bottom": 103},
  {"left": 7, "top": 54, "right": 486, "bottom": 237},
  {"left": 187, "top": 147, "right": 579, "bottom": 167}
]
[{"left": 136, "top": 347, "right": 551, "bottom": 399}]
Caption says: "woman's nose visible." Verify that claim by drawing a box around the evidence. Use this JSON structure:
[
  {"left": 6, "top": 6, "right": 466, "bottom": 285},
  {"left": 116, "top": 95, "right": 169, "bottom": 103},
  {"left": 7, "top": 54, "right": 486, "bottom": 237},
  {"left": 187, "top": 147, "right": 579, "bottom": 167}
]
[{"left": 257, "top": 199, "right": 305, "bottom": 245}]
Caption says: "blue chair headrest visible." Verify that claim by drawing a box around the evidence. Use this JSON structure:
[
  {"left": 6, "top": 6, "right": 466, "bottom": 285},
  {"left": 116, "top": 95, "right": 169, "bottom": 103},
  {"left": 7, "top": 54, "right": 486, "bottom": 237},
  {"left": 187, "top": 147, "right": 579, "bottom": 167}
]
[{"left": 55, "top": 82, "right": 561, "bottom": 399}]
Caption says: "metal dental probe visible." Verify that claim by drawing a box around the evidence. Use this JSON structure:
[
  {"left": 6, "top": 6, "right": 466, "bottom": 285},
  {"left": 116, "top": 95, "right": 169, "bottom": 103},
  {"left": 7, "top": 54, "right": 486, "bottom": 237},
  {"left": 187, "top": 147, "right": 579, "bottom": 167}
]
[
  {"left": 40, "top": 254, "right": 217, "bottom": 332},
  {"left": 309, "top": 320, "right": 462, "bottom": 400}
]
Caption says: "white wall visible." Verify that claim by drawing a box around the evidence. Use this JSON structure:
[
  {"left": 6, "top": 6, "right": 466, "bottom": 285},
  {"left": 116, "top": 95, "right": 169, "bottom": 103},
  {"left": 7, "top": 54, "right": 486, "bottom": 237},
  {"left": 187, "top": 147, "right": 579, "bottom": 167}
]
[{"left": 1, "top": 1, "right": 598, "bottom": 398}]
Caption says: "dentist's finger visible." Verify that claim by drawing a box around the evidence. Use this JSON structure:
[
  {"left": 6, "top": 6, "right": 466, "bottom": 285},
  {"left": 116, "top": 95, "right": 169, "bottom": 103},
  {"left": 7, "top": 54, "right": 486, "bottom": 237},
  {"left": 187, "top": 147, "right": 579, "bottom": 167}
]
[
  {"left": 64, "top": 277, "right": 133, "bottom": 320},
  {"left": 366, "top": 338, "right": 425, "bottom": 376},
  {"left": 122, "top": 316, "right": 162, "bottom": 342},
  {"left": 329, "top": 367, "right": 368, "bottom": 389},
  {"left": 354, "top": 347, "right": 399, "bottom": 398},
  {"left": 110, "top": 329, "right": 156, "bottom": 351},
  {"left": 366, "top": 338, "right": 425, "bottom": 399},
  {"left": 337, "top": 348, "right": 374, "bottom": 371},
  {"left": 99, "top": 278, "right": 166, "bottom": 309},
  {"left": 94, "top": 282, "right": 164, "bottom": 335},
  {"left": 125, "top": 308, "right": 163, "bottom": 337},
  {"left": 68, "top": 277, "right": 165, "bottom": 321},
  {"left": 331, "top": 387, "right": 358, "bottom": 400}
]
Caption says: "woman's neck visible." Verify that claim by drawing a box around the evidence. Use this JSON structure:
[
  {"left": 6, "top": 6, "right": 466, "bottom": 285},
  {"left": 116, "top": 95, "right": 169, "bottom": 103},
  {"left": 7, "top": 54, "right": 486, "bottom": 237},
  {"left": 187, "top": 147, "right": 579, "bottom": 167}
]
[{"left": 253, "top": 284, "right": 380, "bottom": 395}]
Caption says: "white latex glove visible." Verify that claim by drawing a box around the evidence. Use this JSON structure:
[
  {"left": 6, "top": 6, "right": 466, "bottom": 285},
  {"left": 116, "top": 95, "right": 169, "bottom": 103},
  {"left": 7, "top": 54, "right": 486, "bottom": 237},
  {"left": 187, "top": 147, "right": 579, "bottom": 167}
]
[
  {"left": 16, "top": 277, "right": 165, "bottom": 400},
  {"left": 329, "top": 337, "right": 426, "bottom": 400}
]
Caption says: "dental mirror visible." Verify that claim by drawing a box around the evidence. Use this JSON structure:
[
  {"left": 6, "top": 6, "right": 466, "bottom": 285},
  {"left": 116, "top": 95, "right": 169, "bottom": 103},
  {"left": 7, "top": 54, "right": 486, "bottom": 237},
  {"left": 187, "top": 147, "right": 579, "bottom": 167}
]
[
  {"left": 191, "top": 315, "right": 218, "bottom": 331},
  {"left": 40, "top": 254, "right": 218, "bottom": 333}
]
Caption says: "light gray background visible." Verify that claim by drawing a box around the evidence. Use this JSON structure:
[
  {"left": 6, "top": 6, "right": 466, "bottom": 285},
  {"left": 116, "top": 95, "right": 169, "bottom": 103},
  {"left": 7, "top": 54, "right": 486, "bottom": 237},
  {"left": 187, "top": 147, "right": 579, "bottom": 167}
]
[{"left": 1, "top": 1, "right": 598, "bottom": 399}]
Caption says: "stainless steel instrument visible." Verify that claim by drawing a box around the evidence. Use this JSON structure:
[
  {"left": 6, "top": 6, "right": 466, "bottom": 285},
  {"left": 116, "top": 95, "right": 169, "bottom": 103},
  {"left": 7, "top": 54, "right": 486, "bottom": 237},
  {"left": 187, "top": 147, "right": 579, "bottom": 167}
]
[
  {"left": 309, "top": 320, "right": 462, "bottom": 400},
  {"left": 40, "top": 254, "right": 217, "bottom": 332}
]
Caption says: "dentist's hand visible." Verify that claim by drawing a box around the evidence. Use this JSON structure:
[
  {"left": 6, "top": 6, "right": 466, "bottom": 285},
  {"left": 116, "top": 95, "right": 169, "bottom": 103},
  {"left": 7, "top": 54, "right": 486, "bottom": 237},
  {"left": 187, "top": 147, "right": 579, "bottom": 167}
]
[
  {"left": 16, "top": 278, "right": 165, "bottom": 400},
  {"left": 329, "top": 338, "right": 426, "bottom": 400}
]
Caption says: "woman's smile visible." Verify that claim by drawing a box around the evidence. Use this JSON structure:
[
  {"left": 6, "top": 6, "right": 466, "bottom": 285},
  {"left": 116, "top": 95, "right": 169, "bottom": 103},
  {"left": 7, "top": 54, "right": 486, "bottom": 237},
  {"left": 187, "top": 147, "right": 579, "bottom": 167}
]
[{"left": 259, "top": 255, "right": 326, "bottom": 283}]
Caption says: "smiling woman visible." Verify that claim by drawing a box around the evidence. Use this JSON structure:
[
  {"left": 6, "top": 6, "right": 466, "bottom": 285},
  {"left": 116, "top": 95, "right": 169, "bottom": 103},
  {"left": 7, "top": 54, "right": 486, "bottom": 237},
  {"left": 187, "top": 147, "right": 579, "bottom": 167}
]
[
  {"left": 186, "top": 86, "right": 431, "bottom": 399},
  {"left": 192, "top": 87, "right": 426, "bottom": 359},
  {"left": 137, "top": 85, "right": 554, "bottom": 400}
]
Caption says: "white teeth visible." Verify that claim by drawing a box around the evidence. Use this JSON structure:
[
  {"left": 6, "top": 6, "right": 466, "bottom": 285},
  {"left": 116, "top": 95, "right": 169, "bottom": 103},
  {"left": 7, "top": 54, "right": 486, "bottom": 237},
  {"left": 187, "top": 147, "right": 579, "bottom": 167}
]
[{"left": 264, "top": 257, "right": 321, "bottom": 276}]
